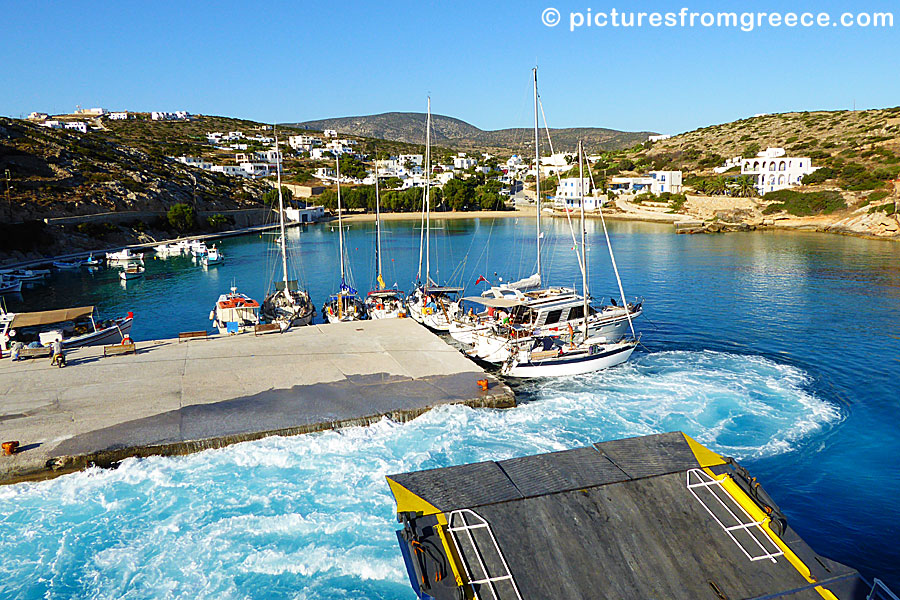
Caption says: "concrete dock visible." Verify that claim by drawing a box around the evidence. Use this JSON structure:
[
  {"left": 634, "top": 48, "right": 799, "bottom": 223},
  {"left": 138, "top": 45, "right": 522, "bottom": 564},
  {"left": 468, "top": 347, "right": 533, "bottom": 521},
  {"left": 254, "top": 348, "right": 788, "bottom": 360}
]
[{"left": 0, "top": 319, "right": 514, "bottom": 484}]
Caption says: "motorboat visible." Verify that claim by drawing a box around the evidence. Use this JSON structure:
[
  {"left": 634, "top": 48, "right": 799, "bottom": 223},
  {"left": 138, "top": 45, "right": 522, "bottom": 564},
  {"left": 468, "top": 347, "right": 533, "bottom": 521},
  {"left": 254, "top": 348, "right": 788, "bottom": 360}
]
[
  {"left": 0, "top": 276, "right": 23, "bottom": 295},
  {"left": 82, "top": 254, "right": 102, "bottom": 267},
  {"left": 53, "top": 260, "right": 82, "bottom": 270},
  {"left": 210, "top": 286, "right": 260, "bottom": 334},
  {"left": 106, "top": 248, "right": 144, "bottom": 263},
  {"left": 201, "top": 245, "right": 224, "bottom": 266},
  {"left": 1, "top": 305, "right": 133, "bottom": 355},
  {"left": 119, "top": 265, "right": 145, "bottom": 280}
]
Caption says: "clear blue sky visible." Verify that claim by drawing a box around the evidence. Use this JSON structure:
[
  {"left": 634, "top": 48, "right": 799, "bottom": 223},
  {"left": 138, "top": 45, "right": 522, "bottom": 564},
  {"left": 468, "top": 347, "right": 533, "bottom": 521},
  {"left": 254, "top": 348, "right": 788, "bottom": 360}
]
[{"left": 1, "top": 0, "right": 897, "bottom": 135}]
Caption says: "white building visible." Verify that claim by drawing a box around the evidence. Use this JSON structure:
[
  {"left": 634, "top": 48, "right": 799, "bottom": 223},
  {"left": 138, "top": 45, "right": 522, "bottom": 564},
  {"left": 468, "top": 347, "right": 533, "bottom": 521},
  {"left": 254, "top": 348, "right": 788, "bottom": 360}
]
[
  {"left": 109, "top": 112, "right": 129, "bottom": 120},
  {"left": 741, "top": 147, "right": 818, "bottom": 194},
  {"left": 284, "top": 205, "right": 325, "bottom": 223},
  {"left": 288, "top": 135, "right": 321, "bottom": 150},
  {"left": 398, "top": 154, "right": 424, "bottom": 167},
  {"left": 40, "top": 120, "right": 63, "bottom": 129},
  {"left": 152, "top": 111, "right": 191, "bottom": 121},
  {"left": 553, "top": 177, "right": 592, "bottom": 210},
  {"left": 714, "top": 156, "right": 744, "bottom": 174},
  {"left": 609, "top": 170, "right": 683, "bottom": 195},
  {"left": 453, "top": 156, "right": 477, "bottom": 170},
  {"left": 323, "top": 129, "right": 338, "bottom": 138},
  {"left": 76, "top": 107, "right": 107, "bottom": 116},
  {"left": 239, "top": 162, "right": 276, "bottom": 178},
  {"left": 176, "top": 156, "right": 213, "bottom": 170},
  {"left": 210, "top": 165, "right": 249, "bottom": 177},
  {"left": 63, "top": 121, "right": 89, "bottom": 133},
  {"left": 315, "top": 167, "right": 336, "bottom": 179},
  {"left": 648, "top": 134, "right": 671, "bottom": 142},
  {"left": 27, "top": 112, "right": 49, "bottom": 121}
]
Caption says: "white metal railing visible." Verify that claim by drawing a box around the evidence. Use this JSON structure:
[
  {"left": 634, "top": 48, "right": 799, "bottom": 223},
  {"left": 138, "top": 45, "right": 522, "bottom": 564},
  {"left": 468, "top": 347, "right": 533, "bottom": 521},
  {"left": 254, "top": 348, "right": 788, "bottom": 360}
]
[
  {"left": 447, "top": 509, "right": 523, "bottom": 600},
  {"left": 869, "top": 579, "right": 900, "bottom": 600},
  {"left": 686, "top": 468, "right": 785, "bottom": 564}
]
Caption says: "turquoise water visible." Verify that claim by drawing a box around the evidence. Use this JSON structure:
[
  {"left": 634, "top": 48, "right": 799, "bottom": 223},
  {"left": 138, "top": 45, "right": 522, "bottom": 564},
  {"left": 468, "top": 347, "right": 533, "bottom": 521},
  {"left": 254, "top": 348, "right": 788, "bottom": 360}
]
[{"left": 1, "top": 218, "right": 898, "bottom": 598}]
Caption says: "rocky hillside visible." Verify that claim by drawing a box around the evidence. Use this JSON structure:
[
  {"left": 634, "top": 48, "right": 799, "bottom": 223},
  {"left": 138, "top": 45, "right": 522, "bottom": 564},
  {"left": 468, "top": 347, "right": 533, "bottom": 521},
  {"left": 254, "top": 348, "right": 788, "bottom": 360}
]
[{"left": 293, "top": 112, "right": 653, "bottom": 154}]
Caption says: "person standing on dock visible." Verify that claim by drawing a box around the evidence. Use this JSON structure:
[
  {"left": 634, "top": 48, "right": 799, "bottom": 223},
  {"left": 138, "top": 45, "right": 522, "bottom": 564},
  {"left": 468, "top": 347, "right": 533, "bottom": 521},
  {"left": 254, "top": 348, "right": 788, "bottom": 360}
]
[{"left": 49, "top": 338, "right": 65, "bottom": 367}]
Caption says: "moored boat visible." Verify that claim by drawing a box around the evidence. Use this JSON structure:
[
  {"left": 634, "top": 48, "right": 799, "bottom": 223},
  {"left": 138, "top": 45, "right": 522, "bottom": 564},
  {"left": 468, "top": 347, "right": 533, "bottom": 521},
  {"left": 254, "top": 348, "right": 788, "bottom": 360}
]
[
  {"left": 365, "top": 290, "right": 406, "bottom": 319},
  {"left": 106, "top": 248, "right": 144, "bottom": 263},
  {"left": 53, "top": 260, "right": 82, "bottom": 270},
  {"left": 119, "top": 265, "right": 145, "bottom": 280},
  {"left": 201, "top": 245, "right": 223, "bottom": 266},
  {"left": 1, "top": 305, "right": 133, "bottom": 354},
  {"left": 83, "top": 253, "right": 102, "bottom": 267},
  {"left": 0, "top": 276, "right": 23, "bottom": 295},
  {"left": 210, "top": 286, "right": 260, "bottom": 334}
]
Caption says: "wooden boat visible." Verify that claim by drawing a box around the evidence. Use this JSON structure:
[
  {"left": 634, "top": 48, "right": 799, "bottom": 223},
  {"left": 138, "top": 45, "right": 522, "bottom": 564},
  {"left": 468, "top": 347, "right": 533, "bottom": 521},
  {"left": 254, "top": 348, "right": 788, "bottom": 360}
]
[{"left": 119, "top": 265, "right": 145, "bottom": 280}]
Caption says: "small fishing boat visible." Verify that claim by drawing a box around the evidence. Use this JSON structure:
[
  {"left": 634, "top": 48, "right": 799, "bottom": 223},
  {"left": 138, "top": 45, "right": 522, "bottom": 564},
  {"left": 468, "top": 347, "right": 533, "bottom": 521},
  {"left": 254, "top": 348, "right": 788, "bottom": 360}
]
[
  {"left": 119, "top": 265, "right": 145, "bottom": 280},
  {"left": 210, "top": 286, "right": 260, "bottom": 334},
  {"left": 201, "top": 245, "right": 223, "bottom": 266},
  {"left": 82, "top": 254, "right": 102, "bottom": 267},
  {"left": 106, "top": 248, "right": 144, "bottom": 263},
  {"left": 154, "top": 242, "right": 184, "bottom": 256},
  {"left": 1, "top": 305, "right": 133, "bottom": 354},
  {"left": 53, "top": 260, "right": 82, "bottom": 270},
  {"left": 3, "top": 268, "right": 51, "bottom": 282},
  {"left": 189, "top": 240, "right": 208, "bottom": 256},
  {"left": 0, "top": 276, "right": 23, "bottom": 295}
]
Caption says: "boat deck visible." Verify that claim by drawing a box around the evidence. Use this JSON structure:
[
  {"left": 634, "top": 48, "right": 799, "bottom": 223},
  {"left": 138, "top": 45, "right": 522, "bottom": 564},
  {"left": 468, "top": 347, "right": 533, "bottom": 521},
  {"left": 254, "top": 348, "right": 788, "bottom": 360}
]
[
  {"left": 0, "top": 318, "right": 514, "bottom": 484},
  {"left": 387, "top": 432, "right": 873, "bottom": 600}
]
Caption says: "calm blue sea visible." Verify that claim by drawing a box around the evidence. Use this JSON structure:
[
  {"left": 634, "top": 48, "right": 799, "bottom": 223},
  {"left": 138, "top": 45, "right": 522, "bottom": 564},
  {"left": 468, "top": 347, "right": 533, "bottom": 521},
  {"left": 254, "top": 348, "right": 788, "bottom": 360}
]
[{"left": 1, "top": 217, "right": 898, "bottom": 599}]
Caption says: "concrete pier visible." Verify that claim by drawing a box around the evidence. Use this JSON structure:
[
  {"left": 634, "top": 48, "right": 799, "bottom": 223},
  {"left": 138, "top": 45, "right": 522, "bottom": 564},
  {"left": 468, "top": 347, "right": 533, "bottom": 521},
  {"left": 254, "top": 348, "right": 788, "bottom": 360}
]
[{"left": 0, "top": 319, "right": 514, "bottom": 484}]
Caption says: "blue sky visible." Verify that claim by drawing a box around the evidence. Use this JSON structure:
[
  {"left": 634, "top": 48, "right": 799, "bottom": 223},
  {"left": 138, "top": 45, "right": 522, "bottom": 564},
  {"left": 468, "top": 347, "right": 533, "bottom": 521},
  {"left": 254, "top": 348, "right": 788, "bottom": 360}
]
[{"left": 1, "top": 0, "right": 897, "bottom": 135}]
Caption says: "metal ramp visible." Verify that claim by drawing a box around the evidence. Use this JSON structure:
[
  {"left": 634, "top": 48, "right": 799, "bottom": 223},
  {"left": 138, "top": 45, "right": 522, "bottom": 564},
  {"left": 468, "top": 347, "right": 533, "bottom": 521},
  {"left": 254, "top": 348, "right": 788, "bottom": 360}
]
[
  {"left": 447, "top": 509, "right": 523, "bottom": 600},
  {"left": 869, "top": 579, "right": 900, "bottom": 600},
  {"left": 687, "top": 468, "right": 785, "bottom": 564}
]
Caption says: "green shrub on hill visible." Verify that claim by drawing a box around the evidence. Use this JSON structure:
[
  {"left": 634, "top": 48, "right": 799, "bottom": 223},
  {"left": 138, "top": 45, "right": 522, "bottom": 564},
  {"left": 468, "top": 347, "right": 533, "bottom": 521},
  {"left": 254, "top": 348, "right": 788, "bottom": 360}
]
[
  {"left": 801, "top": 167, "right": 836, "bottom": 184},
  {"left": 867, "top": 202, "right": 896, "bottom": 215},
  {"left": 167, "top": 203, "right": 196, "bottom": 232},
  {"left": 761, "top": 189, "right": 846, "bottom": 216}
]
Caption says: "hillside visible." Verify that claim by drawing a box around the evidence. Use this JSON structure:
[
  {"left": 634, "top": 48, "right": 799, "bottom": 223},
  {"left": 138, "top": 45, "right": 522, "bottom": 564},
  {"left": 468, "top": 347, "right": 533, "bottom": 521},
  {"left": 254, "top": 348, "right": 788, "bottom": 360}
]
[{"left": 292, "top": 112, "right": 653, "bottom": 154}]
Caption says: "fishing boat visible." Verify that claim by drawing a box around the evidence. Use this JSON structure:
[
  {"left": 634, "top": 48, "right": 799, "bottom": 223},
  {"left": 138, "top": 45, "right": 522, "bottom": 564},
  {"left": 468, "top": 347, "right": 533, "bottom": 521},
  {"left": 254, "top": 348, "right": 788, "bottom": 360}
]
[
  {"left": 0, "top": 276, "right": 23, "bottom": 295},
  {"left": 154, "top": 242, "right": 184, "bottom": 256},
  {"left": 365, "top": 155, "right": 405, "bottom": 319},
  {"left": 322, "top": 154, "right": 366, "bottom": 323},
  {"left": 406, "top": 97, "right": 462, "bottom": 331},
  {"left": 201, "top": 245, "right": 224, "bottom": 266},
  {"left": 3, "top": 268, "right": 51, "bottom": 282},
  {"left": 106, "top": 248, "right": 144, "bottom": 263},
  {"left": 501, "top": 141, "right": 638, "bottom": 378},
  {"left": 189, "top": 240, "right": 208, "bottom": 257},
  {"left": 82, "top": 253, "right": 102, "bottom": 267},
  {"left": 261, "top": 129, "right": 315, "bottom": 329},
  {"left": 53, "top": 260, "right": 82, "bottom": 270},
  {"left": 209, "top": 285, "right": 260, "bottom": 334},
  {"left": 119, "top": 265, "right": 145, "bottom": 280},
  {"left": 1, "top": 305, "right": 133, "bottom": 354}
]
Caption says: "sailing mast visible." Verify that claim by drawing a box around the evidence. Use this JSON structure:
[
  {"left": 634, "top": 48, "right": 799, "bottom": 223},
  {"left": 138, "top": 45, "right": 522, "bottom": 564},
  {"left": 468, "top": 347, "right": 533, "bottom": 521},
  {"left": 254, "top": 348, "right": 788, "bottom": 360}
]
[
  {"left": 533, "top": 67, "right": 542, "bottom": 280},
  {"left": 425, "top": 97, "right": 432, "bottom": 288},
  {"left": 274, "top": 127, "right": 290, "bottom": 302},
  {"left": 374, "top": 147, "right": 383, "bottom": 288},
  {"left": 579, "top": 140, "right": 588, "bottom": 342},
  {"left": 336, "top": 154, "right": 345, "bottom": 318}
]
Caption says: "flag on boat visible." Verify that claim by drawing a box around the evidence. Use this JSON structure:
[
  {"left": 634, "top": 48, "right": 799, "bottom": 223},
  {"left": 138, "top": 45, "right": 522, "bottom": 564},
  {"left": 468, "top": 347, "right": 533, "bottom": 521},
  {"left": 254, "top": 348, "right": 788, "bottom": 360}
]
[
  {"left": 475, "top": 275, "right": 487, "bottom": 285},
  {"left": 340, "top": 282, "right": 357, "bottom": 295},
  {"left": 377, "top": 274, "right": 385, "bottom": 289}
]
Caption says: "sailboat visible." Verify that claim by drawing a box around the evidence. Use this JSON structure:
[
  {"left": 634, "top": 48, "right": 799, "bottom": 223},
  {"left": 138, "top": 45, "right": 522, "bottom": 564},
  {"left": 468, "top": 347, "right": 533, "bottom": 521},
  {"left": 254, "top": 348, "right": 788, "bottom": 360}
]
[
  {"left": 365, "top": 158, "right": 406, "bottom": 319},
  {"left": 453, "top": 67, "right": 642, "bottom": 355},
  {"left": 261, "top": 129, "right": 315, "bottom": 329},
  {"left": 406, "top": 97, "right": 463, "bottom": 331},
  {"left": 322, "top": 153, "right": 366, "bottom": 323},
  {"left": 501, "top": 141, "right": 638, "bottom": 377}
]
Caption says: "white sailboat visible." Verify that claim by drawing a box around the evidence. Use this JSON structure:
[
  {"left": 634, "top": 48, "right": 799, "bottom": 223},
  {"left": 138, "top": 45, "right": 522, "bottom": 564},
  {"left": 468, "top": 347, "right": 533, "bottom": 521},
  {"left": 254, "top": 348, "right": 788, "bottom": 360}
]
[
  {"left": 322, "top": 153, "right": 365, "bottom": 323},
  {"left": 406, "top": 97, "right": 462, "bottom": 331},
  {"left": 365, "top": 156, "right": 406, "bottom": 319},
  {"left": 262, "top": 129, "right": 315, "bottom": 329},
  {"left": 501, "top": 141, "right": 638, "bottom": 378}
]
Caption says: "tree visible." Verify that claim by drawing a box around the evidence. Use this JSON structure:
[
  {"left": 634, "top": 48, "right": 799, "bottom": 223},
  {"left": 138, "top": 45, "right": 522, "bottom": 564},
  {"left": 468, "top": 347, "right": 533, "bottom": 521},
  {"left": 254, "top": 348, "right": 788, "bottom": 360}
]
[
  {"left": 167, "top": 203, "right": 195, "bottom": 232},
  {"left": 734, "top": 175, "right": 757, "bottom": 198}
]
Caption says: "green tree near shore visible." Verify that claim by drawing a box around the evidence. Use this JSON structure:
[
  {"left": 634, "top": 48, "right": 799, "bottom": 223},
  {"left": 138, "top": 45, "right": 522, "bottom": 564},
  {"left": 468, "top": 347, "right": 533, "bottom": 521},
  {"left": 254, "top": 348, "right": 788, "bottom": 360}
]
[{"left": 167, "top": 203, "right": 196, "bottom": 232}]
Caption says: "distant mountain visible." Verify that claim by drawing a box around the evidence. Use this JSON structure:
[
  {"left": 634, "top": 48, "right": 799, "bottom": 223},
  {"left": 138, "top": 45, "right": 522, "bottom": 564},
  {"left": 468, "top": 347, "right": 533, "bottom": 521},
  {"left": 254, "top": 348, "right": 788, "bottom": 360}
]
[{"left": 289, "top": 112, "right": 654, "bottom": 154}]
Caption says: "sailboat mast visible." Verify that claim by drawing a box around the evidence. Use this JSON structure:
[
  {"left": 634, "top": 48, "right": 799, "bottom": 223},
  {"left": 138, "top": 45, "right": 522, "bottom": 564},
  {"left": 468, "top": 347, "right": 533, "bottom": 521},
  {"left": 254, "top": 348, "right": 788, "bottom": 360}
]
[
  {"left": 425, "top": 96, "right": 431, "bottom": 287},
  {"left": 274, "top": 127, "right": 290, "bottom": 298},
  {"left": 375, "top": 149, "right": 382, "bottom": 285},
  {"left": 579, "top": 140, "right": 588, "bottom": 340},
  {"left": 336, "top": 155, "right": 345, "bottom": 283},
  {"left": 533, "top": 67, "right": 542, "bottom": 279}
]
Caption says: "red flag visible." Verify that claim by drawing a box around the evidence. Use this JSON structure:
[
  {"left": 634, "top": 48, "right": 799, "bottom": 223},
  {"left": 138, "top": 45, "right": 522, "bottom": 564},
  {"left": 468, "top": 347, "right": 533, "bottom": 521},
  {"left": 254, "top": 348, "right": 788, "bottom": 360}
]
[{"left": 475, "top": 275, "right": 487, "bottom": 285}]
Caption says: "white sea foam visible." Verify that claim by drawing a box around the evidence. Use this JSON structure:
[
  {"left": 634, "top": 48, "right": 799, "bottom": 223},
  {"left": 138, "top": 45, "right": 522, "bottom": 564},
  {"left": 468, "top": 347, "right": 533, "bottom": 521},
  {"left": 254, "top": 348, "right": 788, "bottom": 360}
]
[{"left": 0, "top": 350, "right": 840, "bottom": 599}]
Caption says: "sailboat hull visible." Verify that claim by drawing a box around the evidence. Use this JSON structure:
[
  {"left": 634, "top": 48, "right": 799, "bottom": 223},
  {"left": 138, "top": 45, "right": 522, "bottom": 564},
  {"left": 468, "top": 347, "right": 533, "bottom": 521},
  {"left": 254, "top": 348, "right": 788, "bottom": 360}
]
[{"left": 502, "top": 341, "right": 636, "bottom": 378}]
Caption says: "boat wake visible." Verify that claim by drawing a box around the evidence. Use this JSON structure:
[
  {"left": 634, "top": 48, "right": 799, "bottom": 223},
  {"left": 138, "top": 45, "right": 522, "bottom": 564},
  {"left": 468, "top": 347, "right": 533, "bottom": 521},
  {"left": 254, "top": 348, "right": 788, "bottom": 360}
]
[{"left": 0, "top": 350, "right": 840, "bottom": 599}]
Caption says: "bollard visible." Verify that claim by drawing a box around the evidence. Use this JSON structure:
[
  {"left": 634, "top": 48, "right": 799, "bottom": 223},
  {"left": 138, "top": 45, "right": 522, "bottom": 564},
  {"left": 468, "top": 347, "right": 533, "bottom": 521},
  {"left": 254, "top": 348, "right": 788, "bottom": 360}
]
[
  {"left": 476, "top": 379, "right": 489, "bottom": 391},
  {"left": 2, "top": 441, "right": 20, "bottom": 456}
]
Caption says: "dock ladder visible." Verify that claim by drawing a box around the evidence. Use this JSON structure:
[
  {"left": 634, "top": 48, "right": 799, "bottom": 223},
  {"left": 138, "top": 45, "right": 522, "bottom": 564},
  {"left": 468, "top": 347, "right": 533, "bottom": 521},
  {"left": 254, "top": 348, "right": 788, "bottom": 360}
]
[
  {"left": 687, "top": 468, "right": 785, "bottom": 563},
  {"left": 447, "top": 508, "right": 523, "bottom": 600}
]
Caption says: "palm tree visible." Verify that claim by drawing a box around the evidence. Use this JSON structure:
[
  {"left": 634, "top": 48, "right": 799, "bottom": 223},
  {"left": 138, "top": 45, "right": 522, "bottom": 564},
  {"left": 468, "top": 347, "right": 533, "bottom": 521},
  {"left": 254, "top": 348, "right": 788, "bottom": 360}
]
[{"left": 735, "top": 175, "right": 758, "bottom": 198}]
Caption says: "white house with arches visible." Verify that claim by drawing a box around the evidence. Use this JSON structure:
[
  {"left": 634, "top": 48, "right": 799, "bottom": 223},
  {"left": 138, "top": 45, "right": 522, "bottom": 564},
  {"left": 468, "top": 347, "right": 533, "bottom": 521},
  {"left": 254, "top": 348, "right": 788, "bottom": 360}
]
[{"left": 741, "top": 147, "right": 818, "bottom": 194}]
